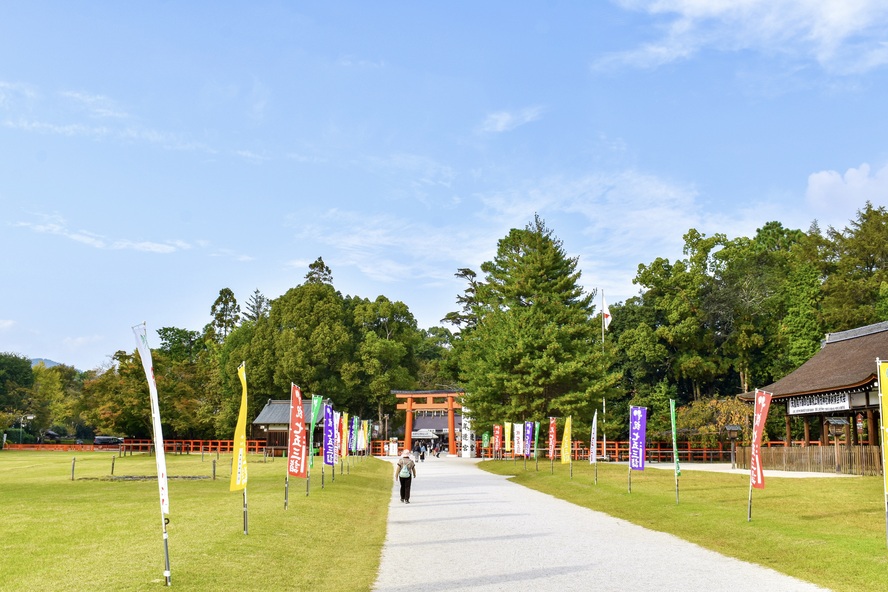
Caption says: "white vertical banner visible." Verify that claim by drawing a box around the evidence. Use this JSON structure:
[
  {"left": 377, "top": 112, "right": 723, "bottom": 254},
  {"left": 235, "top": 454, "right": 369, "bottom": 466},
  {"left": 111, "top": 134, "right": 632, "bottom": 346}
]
[
  {"left": 132, "top": 322, "right": 172, "bottom": 586},
  {"left": 513, "top": 422, "right": 524, "bottom": 457},
  {"left": 133, "top": 323, "right": 169, "bottom": 514},
  {"left": 590, "top": 410, "right": 598, "bottom": 464}
]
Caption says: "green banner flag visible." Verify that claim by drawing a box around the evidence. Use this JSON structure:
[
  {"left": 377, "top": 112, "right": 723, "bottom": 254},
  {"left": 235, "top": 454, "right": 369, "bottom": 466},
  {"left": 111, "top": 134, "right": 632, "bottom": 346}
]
[
  {"left": 670, "top": 399, "right": 681, "bottom": 477},
  {"left": 309, "top": 395, "right": 323, "bottom": 469}
]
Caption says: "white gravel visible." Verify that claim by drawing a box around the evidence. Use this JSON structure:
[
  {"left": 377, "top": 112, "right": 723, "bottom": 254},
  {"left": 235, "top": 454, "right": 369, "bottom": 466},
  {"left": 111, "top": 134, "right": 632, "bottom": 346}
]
[{"left": 372, "top": 456, "right": 829, "bottom": 592}]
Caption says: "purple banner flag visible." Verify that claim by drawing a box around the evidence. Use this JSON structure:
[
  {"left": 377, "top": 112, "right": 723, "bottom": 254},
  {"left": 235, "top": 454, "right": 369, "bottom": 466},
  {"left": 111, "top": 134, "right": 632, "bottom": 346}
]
[
  {"left": 323, "top": 404, "right": 335, "bottom": 466},
  {"left": 629, "top": 406, "right": 648, "bottom": 471},
  {"left": 524, "top": 422, "right": 534, "bottom": 458}
]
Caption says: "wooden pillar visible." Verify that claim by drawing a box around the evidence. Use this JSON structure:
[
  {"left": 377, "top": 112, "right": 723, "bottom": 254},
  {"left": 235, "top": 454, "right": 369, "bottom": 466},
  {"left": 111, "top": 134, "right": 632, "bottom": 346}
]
[
  {"left": 821, "top": 416, "right": 828, "bottom": 446},
  {"left": 404, "top": 397, "right": 414, "bottom": 453},
  {"left": 844, "top": 417, "right": 851, "bottom": 447},
  {"left": 867, "top": 409, "right": 876, "bottom": 446},
  {"left": 784, "top": 414, "right": 792, "bottom": 447},
  {"left": 447, "top": 395, "right": 456, "bottom": 455},
  {"left": 803, "top": 416, "right": 810, "bottom": 447},
  {"left": 851, "top": 414, "right": 859, "bottom": 446}
]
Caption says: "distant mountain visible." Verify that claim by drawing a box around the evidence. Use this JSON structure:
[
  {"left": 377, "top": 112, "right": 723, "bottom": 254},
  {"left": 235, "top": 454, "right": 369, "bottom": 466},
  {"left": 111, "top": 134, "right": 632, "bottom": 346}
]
[{"left": 31, "top": 358, "right": 62, "bottom": 368}]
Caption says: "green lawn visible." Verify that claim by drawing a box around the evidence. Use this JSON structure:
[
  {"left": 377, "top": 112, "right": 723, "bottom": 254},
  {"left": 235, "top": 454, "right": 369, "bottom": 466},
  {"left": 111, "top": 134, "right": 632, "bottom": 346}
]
[
  {"left": 480, "top": 458, "right": 888, "bottom": 592},
  {"left": 1, "top": 451, "right": 392, "bottom": 591}
]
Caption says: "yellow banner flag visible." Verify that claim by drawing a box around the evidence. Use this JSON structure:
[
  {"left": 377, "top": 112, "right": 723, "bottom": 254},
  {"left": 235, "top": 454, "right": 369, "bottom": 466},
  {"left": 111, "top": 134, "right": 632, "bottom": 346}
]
[
  {"left": 561, "top": 416, "right": 572, "bottom": 464},
  {"left": 879, "top": 361, "right": 888, "bottom": 493},
  {"left": 504, "top": 422, "right": 512, "bottom": 452},
  {"left": 230, "top": 362, "right": 249, "bottom": 492}
]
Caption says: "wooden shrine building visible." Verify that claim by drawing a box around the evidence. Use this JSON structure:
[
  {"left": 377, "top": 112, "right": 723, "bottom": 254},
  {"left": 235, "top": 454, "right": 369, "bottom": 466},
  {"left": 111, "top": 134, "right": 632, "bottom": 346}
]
[
  {"left": 252, "top": 397, "right": 331, "bottom": 455},
  {"left": 739, "top": 321, "right": 888, "bottom": 449}
]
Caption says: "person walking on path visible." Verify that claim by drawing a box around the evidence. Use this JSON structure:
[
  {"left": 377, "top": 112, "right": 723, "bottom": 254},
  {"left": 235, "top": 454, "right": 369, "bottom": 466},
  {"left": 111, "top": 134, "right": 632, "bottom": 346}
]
[{"left": 394, "top": 449, "right": 416, "bottom": 503}]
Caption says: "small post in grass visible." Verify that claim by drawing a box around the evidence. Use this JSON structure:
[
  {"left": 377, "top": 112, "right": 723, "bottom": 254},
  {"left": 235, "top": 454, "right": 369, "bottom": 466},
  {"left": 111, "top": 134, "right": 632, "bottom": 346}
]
[
  {"left": 71, "top": 457, "right": 76, "bottom": 480},
  {"left": 111, "top": 455, "right": 116, "bottom": 476}
]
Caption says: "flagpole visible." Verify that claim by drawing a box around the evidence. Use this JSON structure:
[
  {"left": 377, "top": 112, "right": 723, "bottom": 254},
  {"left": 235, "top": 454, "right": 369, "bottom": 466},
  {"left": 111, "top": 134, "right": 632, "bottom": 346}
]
[
  {"left": 243, "top": 489, "right": 248, "bottom": 535},
  {"left": 747, "top": 477, "right": 753, "bottom": 522},
  {"left": 601, "top": 289, "right": 605, "bottom": 353},
  {"left": 161, "top": 518, "right": 171, "bottom": 586}
]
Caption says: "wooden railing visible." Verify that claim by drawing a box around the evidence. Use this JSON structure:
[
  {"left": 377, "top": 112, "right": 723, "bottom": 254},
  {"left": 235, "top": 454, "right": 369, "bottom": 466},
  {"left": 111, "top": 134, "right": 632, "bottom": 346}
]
[
  {"left": 9, "top": 438, "right": 882, "bottom": 477},
  {"left": 736, "top": 444, "right": 883, "bottom": 476}
]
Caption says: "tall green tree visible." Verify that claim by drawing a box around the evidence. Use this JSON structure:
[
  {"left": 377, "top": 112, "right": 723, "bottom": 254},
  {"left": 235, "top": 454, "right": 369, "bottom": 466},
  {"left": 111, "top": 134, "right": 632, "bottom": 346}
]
[
  {"left": 629, "top": 230, "right": 726, "bottom": 400},
  {"left": 209, "top": 288, "right": 241, "bottom": 342},
  {"left": 821, "top": 202, "right": 888, "bottom": 329},
  {"left": 0, "top": 352, "right": 34, "bottom": 415},
  {"left": 243, "top": 289, "right": 270, "bottom": 322},
  {"left": 342, "top": 295, "right": 420, "bottom": 421},
  {"left": 265, "top": 264, "right": 353, "bottom": 407},
  {"left": 451, "top": 215, "right": 618, "bottom": 430}
]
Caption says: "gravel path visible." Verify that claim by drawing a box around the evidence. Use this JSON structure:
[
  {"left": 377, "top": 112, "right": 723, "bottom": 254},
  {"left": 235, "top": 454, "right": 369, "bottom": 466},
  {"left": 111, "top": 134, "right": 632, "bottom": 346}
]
[{"left": 372, "top": 456, "right": 829, "bottom": 592}]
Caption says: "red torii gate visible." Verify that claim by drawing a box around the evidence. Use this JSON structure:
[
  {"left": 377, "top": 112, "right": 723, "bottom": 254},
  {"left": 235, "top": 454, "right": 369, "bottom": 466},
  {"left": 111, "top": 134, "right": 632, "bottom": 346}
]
[{"left": 393, "top": 390, "right": 464, "bottom": 455}]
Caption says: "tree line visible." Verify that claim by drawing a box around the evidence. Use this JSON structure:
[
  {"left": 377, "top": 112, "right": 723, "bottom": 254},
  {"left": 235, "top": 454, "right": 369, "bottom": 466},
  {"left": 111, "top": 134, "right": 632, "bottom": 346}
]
[{"left": 2, "top": 202, "right": 886, "bottom": 446}]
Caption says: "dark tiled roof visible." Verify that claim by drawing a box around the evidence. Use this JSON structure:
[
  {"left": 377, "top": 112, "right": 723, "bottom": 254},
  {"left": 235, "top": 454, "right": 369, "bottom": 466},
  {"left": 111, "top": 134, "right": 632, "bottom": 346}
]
[
  {"left": 252, "top": 398, "right": 331, "bottom": 425},
  {"left": 740, "top": 321, "right": 888, "bottom": 401}
]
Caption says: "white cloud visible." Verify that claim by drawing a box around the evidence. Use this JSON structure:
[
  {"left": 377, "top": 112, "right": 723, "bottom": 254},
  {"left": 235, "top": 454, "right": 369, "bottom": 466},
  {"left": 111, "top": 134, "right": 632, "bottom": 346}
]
[
  {"left": 235, "top": 149, "right": 271, "bottom": 163},
  {"left": 3, "top": 118, "right": 111, "bottom": 139},
  {"left": 806, "top": 162, "right": 888, "bottom": 224},
  {"left": 478, "top": 106, "right": 544, "bottom": 133},
  {"left": 300, "top": 209, "right": 497, "bottom": 284},
  {"left": 16, "top": 214, "right": 196, "bottom": 254},
  {"left": 603, "top": 1, "right": 888, "bottom": 73},
  {"left": 363, "top": 152, "right": 456, "bottom": 190},
  {"left": 0, "top": 319, "right": 15, "bottom": 331},
  {"left": 0, "top": 81, "right": 38, "bottom": 108},
  {"left": 60, "top": 90, "right": 128, "bottom": 119}
]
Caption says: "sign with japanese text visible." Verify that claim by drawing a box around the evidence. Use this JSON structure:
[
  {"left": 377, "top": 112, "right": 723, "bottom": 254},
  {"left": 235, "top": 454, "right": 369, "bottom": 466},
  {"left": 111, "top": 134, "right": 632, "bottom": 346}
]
[
  {"left": 629, "top": 406, "right": 647, "bottom": 471},
  {"left": 750, "top": 389, "right": 773, "bottom": 489},
  {"left": 287, "top": 384, "right": 307, "bottom": 478}
]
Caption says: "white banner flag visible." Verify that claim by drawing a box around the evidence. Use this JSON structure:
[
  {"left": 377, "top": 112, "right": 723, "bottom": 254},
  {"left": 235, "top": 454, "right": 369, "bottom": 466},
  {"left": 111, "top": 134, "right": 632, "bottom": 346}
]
[
  {"left": 133, "top": 323, "right": 169, "bottom": 515},
  {"left": 590, "top": 410, "right": 598, "bottom": 464}
]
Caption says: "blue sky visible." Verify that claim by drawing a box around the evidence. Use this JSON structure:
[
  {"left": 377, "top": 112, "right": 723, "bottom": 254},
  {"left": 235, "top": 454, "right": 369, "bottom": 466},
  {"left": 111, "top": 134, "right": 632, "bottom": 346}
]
[{"left": 3, "top": 2, "right": 888, "bottom": 371}]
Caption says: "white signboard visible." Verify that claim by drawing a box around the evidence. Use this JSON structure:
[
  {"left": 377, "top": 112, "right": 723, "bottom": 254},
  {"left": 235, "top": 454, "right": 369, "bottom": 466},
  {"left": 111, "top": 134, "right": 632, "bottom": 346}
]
[
  {"left": 787, "top": 393, "right": 849, "bottom": 415},
  {"left": 461, "top": 415, "right": 475, "bottom": 458}
]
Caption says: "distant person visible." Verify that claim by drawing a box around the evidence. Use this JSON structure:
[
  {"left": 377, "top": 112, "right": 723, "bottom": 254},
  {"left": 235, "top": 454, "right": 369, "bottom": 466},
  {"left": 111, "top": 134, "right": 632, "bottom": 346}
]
[
  {"left": 395, "top": 449, "right": 416, "bottom": 503},
  {"left": 420, "top": 443, "right": 426, "bottom": 462}
]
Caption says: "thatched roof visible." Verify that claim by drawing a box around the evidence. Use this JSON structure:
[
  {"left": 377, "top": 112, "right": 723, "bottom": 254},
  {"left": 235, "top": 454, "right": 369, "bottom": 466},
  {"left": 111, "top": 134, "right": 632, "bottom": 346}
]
[{"left": 739, "top": 321, "right": 888, "bottom": 401}]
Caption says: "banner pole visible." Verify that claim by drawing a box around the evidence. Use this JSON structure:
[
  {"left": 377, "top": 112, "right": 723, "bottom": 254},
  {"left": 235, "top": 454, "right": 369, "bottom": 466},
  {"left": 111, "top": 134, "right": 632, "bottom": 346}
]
[
  {"left": 161, "top": 517, "right": 171, "bottom": 586},
  {"left": 243, "top": 488, "right": 249, "bottom": 535},
  {"left": 628, "top": 464, "right": 631, "bottom": 493},
  {"left": 284, "top": 475, "right": 289, "bottom": 510},
  {"left": 747, "top": 479, "right": 753, "bottom": 522}
]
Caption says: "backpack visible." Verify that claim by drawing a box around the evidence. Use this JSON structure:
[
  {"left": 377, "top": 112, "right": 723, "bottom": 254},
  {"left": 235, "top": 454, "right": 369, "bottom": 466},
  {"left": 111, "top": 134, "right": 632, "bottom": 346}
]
[{"left": 399, "top": 462, "right": 411, "bottom": 478}]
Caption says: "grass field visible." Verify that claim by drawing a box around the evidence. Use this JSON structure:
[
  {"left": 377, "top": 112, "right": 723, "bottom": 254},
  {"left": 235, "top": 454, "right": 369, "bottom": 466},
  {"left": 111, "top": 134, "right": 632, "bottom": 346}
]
[
  {"left": 1, "top": 451, "right": 392, "bottom": 592},
  {"left": 480, "top": 458, "right": 888, "bottom": 592}
]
